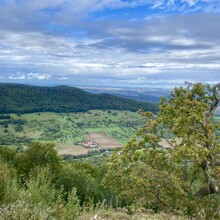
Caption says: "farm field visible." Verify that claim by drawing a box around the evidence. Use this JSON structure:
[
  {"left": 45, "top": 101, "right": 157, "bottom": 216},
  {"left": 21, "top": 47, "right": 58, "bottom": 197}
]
[
  {"left": 87, "top": 131, "right": 122, "bottom": 150},
  {"left": 0, "top": 110, "right": 146, "bottom": 155},
  {"left": 56, "top": 143, "right": 89, "bottom": 156}
]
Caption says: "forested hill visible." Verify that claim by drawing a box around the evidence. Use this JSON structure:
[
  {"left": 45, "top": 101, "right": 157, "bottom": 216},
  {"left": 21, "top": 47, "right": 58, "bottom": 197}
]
[{"left": 0, "top": 84, "right": 157, "bottom": 114}]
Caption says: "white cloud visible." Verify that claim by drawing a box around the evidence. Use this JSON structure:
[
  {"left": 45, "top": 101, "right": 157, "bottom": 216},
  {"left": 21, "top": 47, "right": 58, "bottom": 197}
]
[
  {"left": 0, "top": 0, "right": 159, "bottom": 15},
  {"left": 26, "top": 73, "right": 52, "bottom": 80},
  {"left": 9, "top": 72, "right": 52, "bottom": 80},
  {"left": 1, "top": 0, "right": 218, "bottom": 21},
  {"left": 1, "top": 16, "right": 220, "bottom": 83},
  {"left": 183, "top": 0, "right": 199, "bottom": 6},
  {"left": 0, "top": 1, "right": 220, "bottom": 85},
  {"left": 9, "top": 74, "right": 26, "bottom": 80}
]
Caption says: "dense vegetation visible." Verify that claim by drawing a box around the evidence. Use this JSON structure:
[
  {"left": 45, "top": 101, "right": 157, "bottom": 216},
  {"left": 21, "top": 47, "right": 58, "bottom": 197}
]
[
  {"left": 0, "top": 143, "right": 187, "bottom": 220},
  {"left": 0, "top": 84, "right": 157, "bottom": 114},
  {"left": 104, "top": 82, "right": 220, "bottom": 219},
  {"left": 0, "top": 83, "right": 219, "bottom": 219}
]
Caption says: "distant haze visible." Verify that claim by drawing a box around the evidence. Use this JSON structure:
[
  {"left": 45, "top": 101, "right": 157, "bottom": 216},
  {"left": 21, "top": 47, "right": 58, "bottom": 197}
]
[{"left": 81, "top": 86, "right": 170, "bottom": 103}]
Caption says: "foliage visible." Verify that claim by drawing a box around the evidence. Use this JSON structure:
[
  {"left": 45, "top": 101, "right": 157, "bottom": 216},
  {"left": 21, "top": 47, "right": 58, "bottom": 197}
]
[
  {"left": 14, "top": 142, "right": 61, "bottom": 179},
  {"left": 0, "top": 146, "right": 16, "bottom": 163},
  {"left": 0, "top": 141, "right": 186, "bottom": 219},
  {"left": 104, "top": 82, "right": 220, "bottom": 219},
  {"left": 103, "top": 146, "right": 190, "bottom": 212},
  {"left": 0, "top": 199, "right": 54, "bottom": 220},
  {"left": 56, "top": 161, "right": 109, "bottom": 205},
  {"left": 56, "top": 163, "right": 97, "bottom": 203},
  {"left": 0, "top": 165, "right": 80, "bottom": 220},
  {"left": 0, "top": 83, "right": 157, "bottom": 114}
]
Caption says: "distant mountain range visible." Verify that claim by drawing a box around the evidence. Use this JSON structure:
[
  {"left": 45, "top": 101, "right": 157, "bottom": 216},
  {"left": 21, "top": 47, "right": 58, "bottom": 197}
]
[
  {"left": 0, "top": 84, "right": 158, "bottom": 114},
  {"left": 80, "top": 86, "right": 170, "bottom": 103}
]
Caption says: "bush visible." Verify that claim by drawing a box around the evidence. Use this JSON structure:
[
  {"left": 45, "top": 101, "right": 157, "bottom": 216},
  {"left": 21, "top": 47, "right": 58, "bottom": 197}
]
[{"left": 0, "top": 199, "right": 53, "bottom": 220}]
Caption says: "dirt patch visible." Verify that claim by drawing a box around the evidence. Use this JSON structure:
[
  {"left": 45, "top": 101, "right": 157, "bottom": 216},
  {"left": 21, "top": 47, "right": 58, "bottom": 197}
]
[
  {"left": 56, "top": 143, "right": 89, "bottom": 156},
  {"left": 87, "top": 132, "right": 122, "bottom": 150}
]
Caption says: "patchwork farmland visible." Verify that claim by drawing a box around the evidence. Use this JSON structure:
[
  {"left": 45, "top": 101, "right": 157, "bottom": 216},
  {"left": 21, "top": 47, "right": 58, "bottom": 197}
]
[{"left": 0, "top": 110, "right": 145, "bottom": 157}]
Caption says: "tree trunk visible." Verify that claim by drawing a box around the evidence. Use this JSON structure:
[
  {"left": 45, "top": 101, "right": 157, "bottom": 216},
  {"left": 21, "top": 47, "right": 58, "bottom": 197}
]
[{"left": 196, "top": 160, "right": 219, "bottom": 197}]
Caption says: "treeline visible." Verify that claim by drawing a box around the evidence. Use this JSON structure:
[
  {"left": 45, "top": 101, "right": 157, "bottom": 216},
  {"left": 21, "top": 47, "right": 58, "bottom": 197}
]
[
  {"left": 0, "top": 84, "right": 157, "bottom": 114},
  {"left": 0, "top": 115, "right": 11, "bottom": 120}
]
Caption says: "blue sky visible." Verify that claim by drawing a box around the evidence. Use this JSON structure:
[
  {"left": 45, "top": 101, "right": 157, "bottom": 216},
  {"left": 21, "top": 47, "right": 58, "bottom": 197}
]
[{"left": 0, "top": 0, "right": 219, "bottom": 87}]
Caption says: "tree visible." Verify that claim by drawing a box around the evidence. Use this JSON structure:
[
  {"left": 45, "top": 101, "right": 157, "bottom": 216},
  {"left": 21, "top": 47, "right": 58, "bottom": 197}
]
[
  {"left": 0, "top": 146, "right": 16, "bottom": 163},
  {"left": 56, "top": 161, "right": 106, "bottom": 205},
  {"left": 158, "top": 82, "right": 220, "bottom": 197},
  {"left": 104, "top": 82, "right": 220, "bottom": 218},
  {"left": 14, "top": 142, "right": 61, "bottom": 179}
]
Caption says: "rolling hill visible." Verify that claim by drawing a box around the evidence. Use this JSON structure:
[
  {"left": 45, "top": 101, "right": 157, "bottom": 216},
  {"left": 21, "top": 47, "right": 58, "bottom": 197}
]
[{"left": 0, "top": 83, "right": 157, "bottom": 114}]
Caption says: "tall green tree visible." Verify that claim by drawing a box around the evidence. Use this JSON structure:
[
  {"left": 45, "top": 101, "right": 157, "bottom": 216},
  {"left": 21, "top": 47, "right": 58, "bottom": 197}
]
[
  {"left": 104, "top": 82, "right": 220, "bottom": 218},
  {"left": 158, "top": 82, "right": 220, "bottom": 196},
  {"left": 14, "top": 142, "right": 61, "bottom": 179}
]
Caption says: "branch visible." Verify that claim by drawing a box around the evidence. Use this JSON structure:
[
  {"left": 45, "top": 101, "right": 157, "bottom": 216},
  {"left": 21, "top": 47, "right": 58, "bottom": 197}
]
[
  {"left": 162, "top": 137, "right": 175, "bottom": 149},
  {"left": 205, "top": 83, "right": 220, "bottom": 118}
]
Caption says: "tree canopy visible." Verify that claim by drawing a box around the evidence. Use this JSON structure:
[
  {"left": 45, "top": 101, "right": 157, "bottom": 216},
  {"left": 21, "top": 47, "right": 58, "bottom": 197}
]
[
  {"left": 0, "top": 83, "right": 157, "bottom": 114},
  {"left": 104, "top": 82, "right": 220, "bottom": 219}
]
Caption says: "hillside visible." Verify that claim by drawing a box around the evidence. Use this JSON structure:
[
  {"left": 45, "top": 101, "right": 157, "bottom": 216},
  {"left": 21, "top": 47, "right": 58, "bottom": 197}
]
[{"left": 0, "top": 84, "right": 157, "bottom": 114}]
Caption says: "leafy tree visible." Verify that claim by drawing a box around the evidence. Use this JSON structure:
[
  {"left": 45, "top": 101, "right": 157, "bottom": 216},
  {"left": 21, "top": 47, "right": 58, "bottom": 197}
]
[
  {"left": 0, "top": 162, "right": 10, "bottom": 202},
  {"left": 14, "top": 142, "right": 61, "bottom": 179},
  {"left": 104, "top": 82, "right": 220, "bottom": 218},
  {"left": 56, "top": 162, "right": 101, "bottom": 204},
  {"left": 0, "top": 160, "right": 19, "bottom": 204},
  {"left": 0, "top": 146, "right": 16, "bottom": 163},
  {"left": 158, "top": 82, "right": 220, "bottom": 197}
]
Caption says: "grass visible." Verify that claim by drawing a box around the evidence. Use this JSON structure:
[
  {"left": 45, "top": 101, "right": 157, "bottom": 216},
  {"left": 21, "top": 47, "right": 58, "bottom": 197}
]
[
  {"left": 0, "top": 110, "right": 145, "bottom": 155},
  {"left": 56, "top": 143, "right": 89, "bottom": 156},
  {"left": 79, "top": 209, "right": 187, "bottom": 220}
]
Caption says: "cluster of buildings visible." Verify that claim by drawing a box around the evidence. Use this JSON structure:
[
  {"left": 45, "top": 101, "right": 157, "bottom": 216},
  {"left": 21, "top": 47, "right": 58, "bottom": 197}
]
[{"left": 81, "top": 141, "right": 98, "bottom": 148}]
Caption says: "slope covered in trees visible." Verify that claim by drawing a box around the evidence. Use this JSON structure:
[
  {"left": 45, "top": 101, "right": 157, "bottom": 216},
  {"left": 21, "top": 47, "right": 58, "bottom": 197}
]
[
  {"left": 0, "top": 84, "right": 157, "bottom": 114},
  {"left": 0, "top": 143, "right": 187, "bottom": 220}
]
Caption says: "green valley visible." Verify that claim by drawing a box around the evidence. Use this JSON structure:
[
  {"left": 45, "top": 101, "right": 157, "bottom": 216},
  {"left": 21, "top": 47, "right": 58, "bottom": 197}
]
[{"left": 0, "top": 110, "right": 145, "bottom": 156}]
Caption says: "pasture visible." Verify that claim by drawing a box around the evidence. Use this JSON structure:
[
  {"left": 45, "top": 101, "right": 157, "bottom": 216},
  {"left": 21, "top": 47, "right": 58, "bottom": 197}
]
[
  {"left": 0, "top": 110, "right": 145, "bottom": 155},
  {"left": 56, "top": 143, "right": 89, "bottom": 156}
]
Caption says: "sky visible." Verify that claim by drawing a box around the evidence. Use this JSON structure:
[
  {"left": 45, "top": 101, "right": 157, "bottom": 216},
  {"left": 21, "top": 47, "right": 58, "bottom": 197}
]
[{"left": 0, "top": 0, "right": 219, "bottom": 88}]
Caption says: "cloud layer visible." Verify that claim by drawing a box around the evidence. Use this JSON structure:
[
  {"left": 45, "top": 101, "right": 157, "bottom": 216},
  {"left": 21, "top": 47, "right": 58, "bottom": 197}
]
[{"left": 0, "top": 0, "right": 219, "bottom": 87}]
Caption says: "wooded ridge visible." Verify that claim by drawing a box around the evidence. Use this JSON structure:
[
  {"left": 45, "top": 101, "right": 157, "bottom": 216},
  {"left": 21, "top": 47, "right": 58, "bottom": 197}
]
[{"left": 0, "top": 83, "right": 157, "bottom": 114}]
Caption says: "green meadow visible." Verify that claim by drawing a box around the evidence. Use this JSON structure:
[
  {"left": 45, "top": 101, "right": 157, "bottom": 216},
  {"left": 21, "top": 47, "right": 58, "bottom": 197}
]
[{"left": 0, "top": 110, "right": 145, "bottom": 147}]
